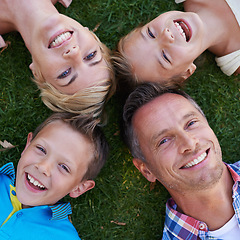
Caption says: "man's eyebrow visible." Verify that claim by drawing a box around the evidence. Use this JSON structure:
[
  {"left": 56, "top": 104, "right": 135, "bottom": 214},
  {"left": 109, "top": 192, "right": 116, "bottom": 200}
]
[{"left": 150, "top": 111, "right": 198, "bottom": 144}]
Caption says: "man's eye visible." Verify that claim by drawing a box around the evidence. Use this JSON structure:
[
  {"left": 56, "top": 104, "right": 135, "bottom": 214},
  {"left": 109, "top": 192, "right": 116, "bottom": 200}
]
[
  {"left": 147, "top": 27, "right": 155, "bottom": 38},
  {"left": 159, "top": 138, "right": 168, "bottom": 146},
  {"left": 84, "top": 51, "right": 97, "bottom": 61},
  {"left": 162, "top": 50, "right": 170, "bottom": 63},
  {"left": 58, "top": 68, "right": 71, "bottom": 79},
  {"left": 36, "top": 146, "right": 46, "bottom": 154},
  {"left": 59, "top": 164, "right": 70, "bottom": 173}
]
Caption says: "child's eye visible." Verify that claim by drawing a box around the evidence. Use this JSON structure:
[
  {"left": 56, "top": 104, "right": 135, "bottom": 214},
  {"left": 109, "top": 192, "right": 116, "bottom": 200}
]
[
  {"left": 147, "top": 27, "right": 155, "bottom": 38},
  {"left": 36, "top": 146, "right": 46, "bottom": 154},
  {"left": 84, "top": 51, "right": 97, "bottom": 61},
  {"left": 187, "top": 120, "right": 197, "bottom": 128},
  {"left": 58, "top": 68, "right": 71, "bottom": 79},
  {"left": 162, "top": 50, "right": 171, "bottom": 63},
  {"left": 59, "top": 164, "right": 70, "bottom": 173}
]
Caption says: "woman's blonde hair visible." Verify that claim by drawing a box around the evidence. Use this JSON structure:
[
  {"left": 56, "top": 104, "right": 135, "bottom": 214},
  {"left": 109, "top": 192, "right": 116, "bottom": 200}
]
[{"left": 32, "top": 32, "right": 116, "bottom": 119}]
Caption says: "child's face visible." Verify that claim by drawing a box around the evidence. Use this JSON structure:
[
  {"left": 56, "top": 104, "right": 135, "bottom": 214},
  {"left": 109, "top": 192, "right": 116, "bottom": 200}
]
[
  {"left": 16, "top": 120, "right": 95, "bottom": 208},
  {"left": 123, "top": 11, "right": 203, "bottom": 83}
]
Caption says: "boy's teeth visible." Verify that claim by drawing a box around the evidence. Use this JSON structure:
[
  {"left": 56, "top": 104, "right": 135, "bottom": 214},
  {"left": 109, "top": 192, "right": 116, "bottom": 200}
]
[
  {"left": 50, "top": 31, "right": 72, "bottom": 48},
  {"left": 27, "top": 174, "right": 45, "bottom": 189},
  {"left": 183, "top": 152, "right": 207, "bottom": 169}
]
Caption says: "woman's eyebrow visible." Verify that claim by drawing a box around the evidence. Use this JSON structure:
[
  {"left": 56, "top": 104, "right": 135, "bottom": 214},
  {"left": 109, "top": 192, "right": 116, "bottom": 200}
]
[{"left": 62, "top": 73, "right": 78, "bottom": 87}]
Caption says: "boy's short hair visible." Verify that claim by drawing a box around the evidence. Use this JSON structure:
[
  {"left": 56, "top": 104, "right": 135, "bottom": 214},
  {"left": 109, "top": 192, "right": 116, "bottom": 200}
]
[
  {"left": 33, "top": 32, "right": 116, "bottom": 120},
  {"left": 32, "top": 112, "right": 109, "bottom": 181}
]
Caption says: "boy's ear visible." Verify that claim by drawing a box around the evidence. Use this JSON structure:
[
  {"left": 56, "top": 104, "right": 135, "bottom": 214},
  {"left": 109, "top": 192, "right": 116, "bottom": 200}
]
[
  {"left": 132, "top": 158, "right": 157, "bottom": 183},
  {"left": 69, "top": 180, "right": 95, "bottom": 198},
  {"left": 182, "top": 63, "right": 196, "bottom": 80},
  {"left": 21, "top": 132, "right": 33, "bottom": 156}
]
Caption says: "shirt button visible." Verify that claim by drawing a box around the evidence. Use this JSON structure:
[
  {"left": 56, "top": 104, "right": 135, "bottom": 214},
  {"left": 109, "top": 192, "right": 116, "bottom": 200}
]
[
  {"left": 16, "top": 212, "right": 23, "bottom": 218},
  {"left": 11, "top": 190, "right": 16, "bottom": 196},
  {"left": 199, "top": 223, "right": 205, "bottom": 230}
]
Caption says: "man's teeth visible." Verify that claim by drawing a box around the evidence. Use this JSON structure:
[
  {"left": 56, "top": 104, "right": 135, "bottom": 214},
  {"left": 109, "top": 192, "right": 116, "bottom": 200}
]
[
  {"left": 28, "top": 174, "right": 45, "bottom": 189},
  {"left": 174, "top": 22, "right": 187, "bottom": 41},
  {"left": 50, "top": 31, "right": 71, "bottom": 48},
  {"left": 183, "top": 152, "right": 207, "bottom": 169}
]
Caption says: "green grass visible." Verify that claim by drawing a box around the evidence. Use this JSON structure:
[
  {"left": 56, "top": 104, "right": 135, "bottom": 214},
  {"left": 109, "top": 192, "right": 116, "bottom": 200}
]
[{"left": 0, "top": 1, "right": 239, "bottom": 239}]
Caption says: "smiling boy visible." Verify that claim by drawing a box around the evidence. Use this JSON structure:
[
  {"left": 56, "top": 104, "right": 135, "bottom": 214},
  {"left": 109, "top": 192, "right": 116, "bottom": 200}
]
[{"left": 0, "top": 113, "right": 108, "bottom": 239}]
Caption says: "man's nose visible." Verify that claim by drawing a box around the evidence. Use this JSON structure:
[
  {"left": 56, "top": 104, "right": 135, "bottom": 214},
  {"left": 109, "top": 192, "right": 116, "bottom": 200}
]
[{"left": 178, "top": 131, "right": 198, "bottom": 154}]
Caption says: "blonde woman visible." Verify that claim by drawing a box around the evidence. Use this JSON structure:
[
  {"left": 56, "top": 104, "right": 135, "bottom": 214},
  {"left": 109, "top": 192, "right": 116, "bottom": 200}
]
[
  {"left": 114, "top": 0, "right": 240, "bottom": 87},
  {"left": 0, "top": 0, "right": 115, "bottom": 118}
]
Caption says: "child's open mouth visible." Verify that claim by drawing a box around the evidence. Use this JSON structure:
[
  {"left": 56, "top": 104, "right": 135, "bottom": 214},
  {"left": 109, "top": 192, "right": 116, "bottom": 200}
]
[
  {"left": 174, "top": 19, "right": 191, "bottom": 42},
  {"left": 26, "top": 173, "right": 47, "bottom": 191}
]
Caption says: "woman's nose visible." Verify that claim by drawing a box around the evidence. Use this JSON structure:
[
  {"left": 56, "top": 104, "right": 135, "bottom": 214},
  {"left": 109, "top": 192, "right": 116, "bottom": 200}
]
[
  {"left": 161, "top": 28, "right": 174, "bottom": 44},
  {"left": 63, "top": 45, "right": 80, "bottom": 59}
]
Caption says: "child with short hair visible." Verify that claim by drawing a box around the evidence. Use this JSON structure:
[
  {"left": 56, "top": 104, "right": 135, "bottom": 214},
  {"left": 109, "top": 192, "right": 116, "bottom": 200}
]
[{"left": 0, "top": 113, "right": 108, "bottom": 239}]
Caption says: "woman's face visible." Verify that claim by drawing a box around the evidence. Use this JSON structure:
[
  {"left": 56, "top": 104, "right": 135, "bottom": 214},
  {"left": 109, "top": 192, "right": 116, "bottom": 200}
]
[
  {"left": 123, "top": 11, "right": 204, "bottom": 83},
  {"left": 29, "top": 14, "right": 109, "bottom": 94}
]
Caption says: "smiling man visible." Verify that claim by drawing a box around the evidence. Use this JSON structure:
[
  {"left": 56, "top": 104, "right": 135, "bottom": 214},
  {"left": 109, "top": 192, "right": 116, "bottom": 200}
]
[{"left": 123, "top": 83, "right": 240, "bottom": 240}]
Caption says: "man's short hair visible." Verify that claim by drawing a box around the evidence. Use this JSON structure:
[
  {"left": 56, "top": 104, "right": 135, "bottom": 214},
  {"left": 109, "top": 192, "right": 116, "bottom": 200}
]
[
  {"left": 122, "top": 83, "right": 205, "bottom": 162},
  {"left": 32, "top": 112, "right": 109, "bottom": 181}
]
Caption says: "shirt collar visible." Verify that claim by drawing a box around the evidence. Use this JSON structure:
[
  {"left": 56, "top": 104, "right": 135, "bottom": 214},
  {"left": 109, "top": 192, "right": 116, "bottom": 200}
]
[
  {"left": 165, "top": 162, "right": 240, "bottom": 239},
  {"left": 0, "top": 162, "right": 15, "bottom": 181},
  {"left": 49, "top": 202, "right": 72, "bottom": 220},
  {"left": 0, "top": 162, "right": 72, "bottom": 221}
]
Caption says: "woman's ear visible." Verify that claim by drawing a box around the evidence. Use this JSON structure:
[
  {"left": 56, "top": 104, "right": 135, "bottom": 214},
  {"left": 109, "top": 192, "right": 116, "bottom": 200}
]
[
  {"left": 69, "top": 180, "right": 95, "bottom": 198},
  {"left": 132, "top": 158, "right": 157, "bottom": 182},
  {"left": 29, "top": 63, "right": 38, "bottom": 78}
]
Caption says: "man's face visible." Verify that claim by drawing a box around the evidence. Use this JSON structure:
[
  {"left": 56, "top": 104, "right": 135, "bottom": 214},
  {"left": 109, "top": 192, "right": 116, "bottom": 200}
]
[
  {"left": 132, "top": 93, "right": 223, "bottom": 194},
  {"left": 16, "top": 120, "right": 95, "bottom": 208}
]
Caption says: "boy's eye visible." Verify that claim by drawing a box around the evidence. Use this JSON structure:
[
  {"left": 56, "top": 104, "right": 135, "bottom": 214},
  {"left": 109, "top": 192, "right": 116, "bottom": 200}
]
[
  {"left": 84, "top": 51, "right": 97, "bottom": 61},
  {"left": 162, "top": 50, "right": 170, "bottom": 63},
  {"left": 59, "top": 164, "right": 70, "bottom": 173},
  {"left": 187, "top": 120, "right": 197, "bottom": 128},
  {"left": 58, "top": 68, "right": 71, "bottom": 79},
  {"left": 36, "top": 146, "right": 46, "bottom": 154},
  {"left": 147, "top": 27, "right": 155, "bottom": 38}
]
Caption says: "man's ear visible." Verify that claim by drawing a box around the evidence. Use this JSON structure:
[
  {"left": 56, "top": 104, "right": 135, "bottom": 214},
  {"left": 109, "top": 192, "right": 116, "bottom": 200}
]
[
  {"left": 132, "top": 158, "right": 157, "bottom": 182},
  {"left": 182, "top": 63, "right": 196, "bottom": 80},
  {"left": 21, "top": 132, "right": 33, "bottom": 156},
  {"left": 69, "top": 180, "right": 95, "bottom": 198}
]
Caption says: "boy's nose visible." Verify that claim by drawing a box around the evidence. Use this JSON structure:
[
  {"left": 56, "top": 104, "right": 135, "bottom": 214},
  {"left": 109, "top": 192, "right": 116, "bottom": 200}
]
[{"left": 35, "top": 159, "right": 52, "bottom": 177}]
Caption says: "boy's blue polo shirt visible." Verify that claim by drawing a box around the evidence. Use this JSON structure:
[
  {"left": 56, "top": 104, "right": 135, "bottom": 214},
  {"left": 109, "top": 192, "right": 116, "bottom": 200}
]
[{"left": 0, "top": 162, "right": 81, "bottom": 240}]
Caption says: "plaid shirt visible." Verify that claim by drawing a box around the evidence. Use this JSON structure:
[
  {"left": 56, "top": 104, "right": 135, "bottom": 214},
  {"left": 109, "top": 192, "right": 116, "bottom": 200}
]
[{"left": 162, "top": 161, "right": 240, "bottom": 240}]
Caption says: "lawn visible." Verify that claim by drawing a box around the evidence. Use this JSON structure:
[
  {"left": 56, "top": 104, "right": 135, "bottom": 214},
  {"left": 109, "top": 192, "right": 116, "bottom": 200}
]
[{"left": 0, "top": 0, "right": 239, "bottom": 239}]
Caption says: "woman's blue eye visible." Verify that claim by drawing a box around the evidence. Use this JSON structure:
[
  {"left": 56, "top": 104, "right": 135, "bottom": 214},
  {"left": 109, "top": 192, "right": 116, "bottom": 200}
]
[
  {"left": 188, "top": 121, "right": 196, "bottom": 127},
  {"left": 147, "top": 27, "right": 155, "bottom": 38},
  {"left": 84, "top": 51, "right": 97, "bottom": 61},
  {"left": 58, "top": 68, "right": 71, "bottom": 79}
]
